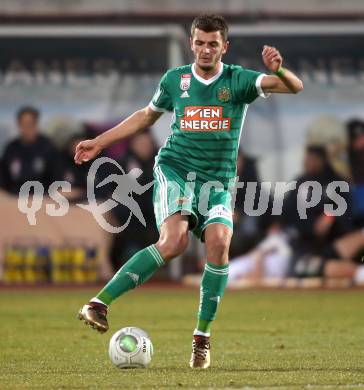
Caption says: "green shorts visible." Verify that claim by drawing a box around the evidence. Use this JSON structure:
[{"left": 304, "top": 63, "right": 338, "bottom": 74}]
[{"left": 153, "top": 163, "right": 233, "bottom": 241}]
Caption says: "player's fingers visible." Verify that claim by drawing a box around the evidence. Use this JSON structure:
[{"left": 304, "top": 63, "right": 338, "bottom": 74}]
[
  {"left": 268, "top": 50, "right": 281, "bottom": 60},
  {"left": 75, "top": 142, "right": 86, "bottom": 154},
  {"left": 268, "top": 51, "right": 279, "bottom": 59},
  {"left": 74, "top": 151, "right": 84, "bottom": 164},
  {"left": 262, "top": 45, "right": 273, "bottom": 55},
  {"left": 74, "top": 150, "right": 81, "bottom": 160},
  {"left": 270, "top": 51, "right": 281, "bottom": 60},
  {"left": 270, "top": 52, "right": 282, "bottom": 61},
  {"left": 266, "top": 53, "right": 277, "bottom": 62},
  {"left": 274, "top": 49, "right": 281, "bottom": 56},
  {"left": 266, "top": 50, "right": 277, "bottom": 60},
  {"left": 271, "top": 54, "right": 282, "bottom": 62}
]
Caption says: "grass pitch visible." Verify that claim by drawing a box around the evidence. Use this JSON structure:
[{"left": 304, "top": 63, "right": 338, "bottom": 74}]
[{"left": 1, "top": 288, "right": 364, "bottom": 389}]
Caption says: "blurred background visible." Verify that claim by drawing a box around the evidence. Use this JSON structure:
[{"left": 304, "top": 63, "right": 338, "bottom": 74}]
[{"left": 1, "top": 0, "right": 364, "bottom": 288}]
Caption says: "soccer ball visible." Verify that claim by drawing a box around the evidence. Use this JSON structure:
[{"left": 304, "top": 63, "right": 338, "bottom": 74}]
[{"left": 108, "top": 327, "right": 153, "bottom": 368}]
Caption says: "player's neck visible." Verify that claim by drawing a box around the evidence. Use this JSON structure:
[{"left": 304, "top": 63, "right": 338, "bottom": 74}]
[{"left": 193, "top": 62, "right": 223, "bottom": 80}]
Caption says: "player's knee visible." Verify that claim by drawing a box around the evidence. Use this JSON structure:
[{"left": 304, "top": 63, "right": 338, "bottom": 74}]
[
  {"left": 205, "top": 228, "right": 232, "bottom": 261},
  {"left": 208, "top": 238, "right": 230, "bottom": 259},
  {"left": 156, "top": 232, "right": 189, "bottom": 261}
]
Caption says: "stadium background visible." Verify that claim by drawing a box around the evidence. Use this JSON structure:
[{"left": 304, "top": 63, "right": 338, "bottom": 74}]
[{"left": 1, "top": 0, "right": 364, "bottom": 285}]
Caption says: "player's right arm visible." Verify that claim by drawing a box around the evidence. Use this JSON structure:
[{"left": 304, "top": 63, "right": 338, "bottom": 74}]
[{"left": 74, "top": 106, "right": 162, "bottom": 165}]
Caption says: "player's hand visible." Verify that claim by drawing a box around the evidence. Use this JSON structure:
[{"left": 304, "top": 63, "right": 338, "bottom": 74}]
[
  {"left": 74, "top": 139, "right": 102, "bottom": 165},
  {"left": 262, "top": 45, "right": 283, "bottom": 73}
]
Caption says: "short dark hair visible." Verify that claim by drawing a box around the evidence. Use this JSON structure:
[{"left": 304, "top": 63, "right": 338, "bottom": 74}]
[
  {"left": 16, "top": 106, "right": 40, "bottom": 122},
  {"left": 191, "top": 14, "right": 228, "bottom": 42}
]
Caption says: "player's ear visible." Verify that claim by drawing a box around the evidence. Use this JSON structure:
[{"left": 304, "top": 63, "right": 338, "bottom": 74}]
[
  {"left": 222, "top": 40, "right": 230, "bottom": 54},
  {"left": 190, "top": 36, "right": 194, "bottom": 51}
]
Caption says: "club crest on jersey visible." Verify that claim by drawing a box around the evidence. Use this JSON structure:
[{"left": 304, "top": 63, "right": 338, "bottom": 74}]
[
  {"left": 217, "top": 86, "right": 231, "bottom": 103},
  {"left": 180, "top": 74, "right": 192, "bottom": 91}
]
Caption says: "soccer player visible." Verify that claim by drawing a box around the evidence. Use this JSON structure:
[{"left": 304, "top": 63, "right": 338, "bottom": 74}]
[{"left": 76, "top": 14, "right": 303, "bottom": 368}]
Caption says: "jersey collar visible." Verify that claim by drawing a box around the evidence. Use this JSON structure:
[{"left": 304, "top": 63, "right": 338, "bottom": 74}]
[{"left": 191, "top": 62, "right": 224, "bottom": 85}]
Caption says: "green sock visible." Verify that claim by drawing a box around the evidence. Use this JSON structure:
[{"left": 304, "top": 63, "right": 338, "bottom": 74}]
[
  {"left": 196, "top": 262, "right": 229, "bottom": 335},
  {"left": 95, "top": 245, "right": 164, "bottom": 305}
]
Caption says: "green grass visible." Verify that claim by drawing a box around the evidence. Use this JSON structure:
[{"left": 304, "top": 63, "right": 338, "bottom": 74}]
[{"left": 1, "top": 288, "right": 364, "bottom": 389}]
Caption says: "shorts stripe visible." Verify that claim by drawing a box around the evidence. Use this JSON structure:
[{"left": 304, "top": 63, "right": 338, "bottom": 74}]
[
  {"left": 158, "top": 166, "right": 169, "bottom": 220},
  {"left": 155, "top": 166, "right": 168, "bottom": 220},
  {"left": 158, "top": 165, "right": 169, "bottom": 220},
  {"left": 154, "top": 166, "right": 163, "bottom": 219}
]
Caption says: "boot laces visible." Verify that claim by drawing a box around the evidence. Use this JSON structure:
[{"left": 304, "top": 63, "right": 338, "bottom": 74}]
[
  {"left": 89, "top": 304, "right": 107, "bottom": 319},
  {"left": 193, "top": 338, "right": 210, "bottom": 360}
]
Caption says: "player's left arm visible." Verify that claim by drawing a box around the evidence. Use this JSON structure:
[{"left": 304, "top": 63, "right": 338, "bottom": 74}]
[{"left": 260, "top": 45, "right": 303, "bottom": 94}]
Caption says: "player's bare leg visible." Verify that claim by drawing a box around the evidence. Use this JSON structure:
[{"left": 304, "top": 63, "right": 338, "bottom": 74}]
[
  {"left": 155, "top": 213, "right": 189, "bottom": 261},
  {"left": 78, "top": 213, "right": 189, "bottom": 333},
  {"left": 190, "top": 223, "right": 232, "bottom": 369}
]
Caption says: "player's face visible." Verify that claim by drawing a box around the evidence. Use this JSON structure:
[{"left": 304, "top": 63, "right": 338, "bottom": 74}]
[{"left": 190, "top": 29, "right": 228, "bottom": 72}]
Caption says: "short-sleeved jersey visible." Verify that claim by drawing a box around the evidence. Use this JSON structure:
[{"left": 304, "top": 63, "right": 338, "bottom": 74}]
[{"left": 149, "top": 63, "right": 267, "bottom": 186}]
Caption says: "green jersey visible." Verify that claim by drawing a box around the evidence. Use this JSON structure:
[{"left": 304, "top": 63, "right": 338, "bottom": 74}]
[{"left": 149, "top": 63, "right": 267, "bottom": 186}]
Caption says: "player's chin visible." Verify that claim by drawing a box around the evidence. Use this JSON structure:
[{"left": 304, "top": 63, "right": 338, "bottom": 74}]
[{"left": 197, "top": 62, "right": 215, "bottom": 71}]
